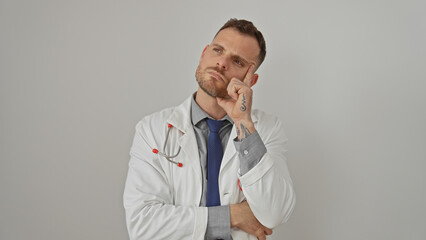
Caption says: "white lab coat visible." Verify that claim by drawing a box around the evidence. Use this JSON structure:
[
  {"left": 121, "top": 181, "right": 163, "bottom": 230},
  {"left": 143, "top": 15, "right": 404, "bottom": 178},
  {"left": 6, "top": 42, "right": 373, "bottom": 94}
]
[{"left": 123, "top": 96, "right": 295, "bottom": 240}]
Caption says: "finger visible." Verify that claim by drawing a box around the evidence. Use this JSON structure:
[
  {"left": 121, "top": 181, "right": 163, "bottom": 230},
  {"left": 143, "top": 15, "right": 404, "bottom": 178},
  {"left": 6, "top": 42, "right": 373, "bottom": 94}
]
[
  {"left": 216, "top": 96, "right": 231, "bottom": 107},
  {"left": 227, "top": 79, "right": 243, "bottom": 100},
  {"left": 264, "top": 227, "right": 273, "bottom": 235},
  {"left": 228, "top": 78, "right": 251, "bottom": 98},
  {"left": 216, "top": 97, "right": 224, "bottom": 105},
  {"left": 227, "top": 84, "right": 238, "bottom": 101},
  {"left": 256, "top": 230, "right": 266, "bottom": 240},
  {"left": 216, "top": 96, "right": 236, "bottom": 113},
  {"left": 256, "top": 234, "right": 266, "bottom": 240},
  {"left": 243, "top": 64, "right": 255, "bottom": 85}
]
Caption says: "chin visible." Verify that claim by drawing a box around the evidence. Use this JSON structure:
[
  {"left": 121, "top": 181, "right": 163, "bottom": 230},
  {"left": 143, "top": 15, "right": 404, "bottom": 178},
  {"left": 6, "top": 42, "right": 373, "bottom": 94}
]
[
  {"left": 196, "top": 70, "right": 228, "bottom": 98},
  {"left": 198, "top": 82, "right": 228, "bottom": 98}
]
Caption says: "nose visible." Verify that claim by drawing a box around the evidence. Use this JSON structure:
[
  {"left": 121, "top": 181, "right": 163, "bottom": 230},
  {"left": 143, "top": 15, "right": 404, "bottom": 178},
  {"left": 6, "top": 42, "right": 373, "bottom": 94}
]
[{"left": 216, "top": 57, "right": 229, "bottom": 71}]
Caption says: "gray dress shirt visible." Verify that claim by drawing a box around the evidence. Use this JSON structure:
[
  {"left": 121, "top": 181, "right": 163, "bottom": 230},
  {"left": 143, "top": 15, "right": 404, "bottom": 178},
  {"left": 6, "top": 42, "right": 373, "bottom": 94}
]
[{"left": 190, "top": 94, "right": 267, "bottom": 240}]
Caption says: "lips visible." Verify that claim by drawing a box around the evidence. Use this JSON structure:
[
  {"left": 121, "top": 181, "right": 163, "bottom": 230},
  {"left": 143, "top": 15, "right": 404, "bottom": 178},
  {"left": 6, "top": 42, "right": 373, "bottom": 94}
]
[{"left": 209, "top": 71, "right": 225, "bottom": 82}]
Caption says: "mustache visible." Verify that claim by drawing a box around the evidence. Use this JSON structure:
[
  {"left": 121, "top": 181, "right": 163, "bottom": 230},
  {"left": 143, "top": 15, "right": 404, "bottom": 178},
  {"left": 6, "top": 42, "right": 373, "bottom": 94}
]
[
  {"left": 207, "top": 66, "right": 224, "bottom": 74},
  {"left": 207, "top": 67, "right": 227, "bottom": 80}
]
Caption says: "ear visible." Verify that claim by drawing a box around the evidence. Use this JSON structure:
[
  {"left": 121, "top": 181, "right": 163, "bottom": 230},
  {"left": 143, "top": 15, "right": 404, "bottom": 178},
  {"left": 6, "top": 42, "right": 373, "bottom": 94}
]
[
  {"left": 201, "top": 44, "right": 209, "bottom": 56},
  {"left": 250, "top": 74, "right": 259, "bottom": 87}
]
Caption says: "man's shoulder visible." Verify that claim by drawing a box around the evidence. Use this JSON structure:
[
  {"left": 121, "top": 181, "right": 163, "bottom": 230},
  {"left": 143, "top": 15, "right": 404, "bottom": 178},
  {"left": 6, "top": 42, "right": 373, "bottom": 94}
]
[
  {"left": 135, "top": 96, "right": 191, "bottom": 129},
  {"left": 139, "top": 105, "right": 176, "bottom": 124}
]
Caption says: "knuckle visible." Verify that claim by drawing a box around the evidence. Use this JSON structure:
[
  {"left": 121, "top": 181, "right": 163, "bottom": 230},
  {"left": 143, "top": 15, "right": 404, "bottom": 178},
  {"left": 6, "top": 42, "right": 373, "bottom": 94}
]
[
  {"left": 264, "top": 228, "right": 272, "bottom": 235},
  {"left": 256, "top": 228, "right": 264, "bottom": 235},
  {"left": 256, "top": 232, "right": 266, "bottom": 240}
]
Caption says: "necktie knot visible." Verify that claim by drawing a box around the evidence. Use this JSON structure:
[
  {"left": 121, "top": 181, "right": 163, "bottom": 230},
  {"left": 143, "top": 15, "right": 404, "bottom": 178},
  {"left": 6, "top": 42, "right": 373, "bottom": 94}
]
[{"left": 206, "top": 119, "right": 223, "bottom": 133}]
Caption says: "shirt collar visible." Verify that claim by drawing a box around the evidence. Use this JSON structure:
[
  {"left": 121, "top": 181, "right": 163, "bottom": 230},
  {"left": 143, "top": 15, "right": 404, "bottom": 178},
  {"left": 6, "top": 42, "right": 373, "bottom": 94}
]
[{"left": 190, "top": 93, "right": 233, "bottom": 126}]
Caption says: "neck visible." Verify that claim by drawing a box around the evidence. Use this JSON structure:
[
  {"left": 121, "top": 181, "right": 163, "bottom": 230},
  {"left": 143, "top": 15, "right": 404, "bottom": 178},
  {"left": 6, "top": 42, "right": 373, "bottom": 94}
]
[{"left": 195, "top": 87, "right": 227, "bottom": 120}]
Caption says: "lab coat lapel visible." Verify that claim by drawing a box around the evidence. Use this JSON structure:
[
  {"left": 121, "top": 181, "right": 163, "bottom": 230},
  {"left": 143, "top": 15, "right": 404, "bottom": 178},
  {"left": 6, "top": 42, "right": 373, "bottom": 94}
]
[
  {"left": 167, "top": 97, "right": 203, "bottom": 185},
  {"left": 178, "top": 129, "right": 201, "bottom": 182}
]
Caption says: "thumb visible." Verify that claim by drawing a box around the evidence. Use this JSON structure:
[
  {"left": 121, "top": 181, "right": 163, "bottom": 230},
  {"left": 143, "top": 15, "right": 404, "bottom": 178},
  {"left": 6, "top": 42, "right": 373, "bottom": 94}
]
[
  {"left": 216, "top": 97, "right": 233, "bottom": 112},
  {"left": 216, "top": 97, "right": 226, "bottom": 108}
]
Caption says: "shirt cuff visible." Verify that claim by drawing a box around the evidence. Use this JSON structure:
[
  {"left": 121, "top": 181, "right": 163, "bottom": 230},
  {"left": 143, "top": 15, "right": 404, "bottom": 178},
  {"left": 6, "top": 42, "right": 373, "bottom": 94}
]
[
  {"left": 205, "top": 206, "right": 232, "bottom": 240},
  {"left": 233, "top": 131, "right": 267, "bottom": 175}
]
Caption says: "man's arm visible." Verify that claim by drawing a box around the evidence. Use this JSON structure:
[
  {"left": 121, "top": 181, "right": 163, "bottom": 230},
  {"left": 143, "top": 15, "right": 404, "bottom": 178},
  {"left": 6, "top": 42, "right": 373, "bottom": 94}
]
[
  {"left": 217, "top": 65, "right": 296, "bottom": 233},
  {"left": 230, "top": 201, "right": 272, "bottom": 240},
  {"left": 237, "top": 115, "right": 295, "bottom": 227},
  {"left": 227, "top": 117, "right": 294, "bottom": 239}
]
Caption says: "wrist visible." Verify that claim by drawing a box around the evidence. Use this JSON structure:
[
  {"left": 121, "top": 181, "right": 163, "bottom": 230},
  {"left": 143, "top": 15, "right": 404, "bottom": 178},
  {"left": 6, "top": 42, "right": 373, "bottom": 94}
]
[
  {"left": 235, "top": 119, "right": 255, "bottom": 141},
  {"left": 229, "top": 204, "right": 239, "bottom": 228}
]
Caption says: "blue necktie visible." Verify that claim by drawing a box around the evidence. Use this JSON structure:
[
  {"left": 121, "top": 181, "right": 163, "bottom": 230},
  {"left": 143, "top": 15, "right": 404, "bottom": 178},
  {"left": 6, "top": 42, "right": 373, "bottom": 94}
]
[{"left": 206, "top": 119, "right": 224, "bottom": 207}]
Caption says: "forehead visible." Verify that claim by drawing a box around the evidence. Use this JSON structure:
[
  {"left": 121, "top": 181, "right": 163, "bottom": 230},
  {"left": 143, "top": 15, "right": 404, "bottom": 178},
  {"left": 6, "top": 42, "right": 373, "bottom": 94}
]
[{"left": 212, "top": 28, "right": 260, "bottom": 64}]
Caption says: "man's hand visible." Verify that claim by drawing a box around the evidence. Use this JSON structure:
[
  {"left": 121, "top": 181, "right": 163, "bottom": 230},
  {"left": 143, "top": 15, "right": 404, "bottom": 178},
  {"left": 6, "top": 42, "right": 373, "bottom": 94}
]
[
  {"left": 230, "top": 201, "right": 272, "bottom": 240},
  {"left": 217, "top": 65, "right": 257, "bottom": 140}
]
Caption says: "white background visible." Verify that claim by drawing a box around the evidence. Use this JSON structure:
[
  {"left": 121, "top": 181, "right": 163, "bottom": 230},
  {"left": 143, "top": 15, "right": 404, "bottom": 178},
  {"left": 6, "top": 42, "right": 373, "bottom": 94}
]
[{"left": 1, "top": 0, "right": 425, "bottom": 239}]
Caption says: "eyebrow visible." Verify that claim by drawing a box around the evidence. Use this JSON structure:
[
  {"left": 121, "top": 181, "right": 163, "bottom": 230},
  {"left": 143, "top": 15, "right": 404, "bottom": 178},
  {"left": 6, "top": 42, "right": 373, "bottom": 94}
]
[{"left": 211, "top": 43, "right": 252, "bottom": 66}]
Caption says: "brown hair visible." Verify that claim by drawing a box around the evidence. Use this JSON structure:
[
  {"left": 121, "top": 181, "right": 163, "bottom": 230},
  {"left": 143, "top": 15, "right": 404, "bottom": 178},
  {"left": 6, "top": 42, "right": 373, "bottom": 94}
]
[{"left": 215, "top": 18, "right": 266, "bottom": 67}]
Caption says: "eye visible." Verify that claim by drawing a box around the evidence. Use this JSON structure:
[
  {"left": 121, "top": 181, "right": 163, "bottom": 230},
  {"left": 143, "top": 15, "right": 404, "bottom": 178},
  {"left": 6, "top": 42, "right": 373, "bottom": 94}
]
[
  {"left": 213, "top": 48, "right": 222, "bottom": 53},
  {"left": 233, "top": 59, "right": 243, "bottom": 66}
]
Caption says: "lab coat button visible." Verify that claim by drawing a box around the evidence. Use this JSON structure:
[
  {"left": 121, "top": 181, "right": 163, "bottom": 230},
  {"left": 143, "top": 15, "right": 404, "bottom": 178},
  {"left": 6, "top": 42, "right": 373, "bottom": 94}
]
[{"left": 243, "top": 150, "right": 249, "bottom": 155}]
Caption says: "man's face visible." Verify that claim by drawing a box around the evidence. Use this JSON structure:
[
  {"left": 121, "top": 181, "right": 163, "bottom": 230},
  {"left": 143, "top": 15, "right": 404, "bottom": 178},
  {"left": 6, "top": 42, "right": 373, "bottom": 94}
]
[{"left": 195, "top": 28, "right": 260, "bottom": 98}]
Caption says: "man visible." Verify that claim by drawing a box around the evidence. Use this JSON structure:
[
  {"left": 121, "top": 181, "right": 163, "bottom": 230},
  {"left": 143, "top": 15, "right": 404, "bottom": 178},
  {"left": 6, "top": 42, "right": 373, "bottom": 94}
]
[{"left": 124, "top": 19, "right": 295, "bottom": 240}]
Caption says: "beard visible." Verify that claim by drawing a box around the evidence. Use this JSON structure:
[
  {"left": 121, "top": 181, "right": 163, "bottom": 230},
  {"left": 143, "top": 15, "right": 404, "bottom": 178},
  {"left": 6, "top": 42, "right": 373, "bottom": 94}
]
[{"left": 195, "top": 65, "right": 229, "bottom": 98}]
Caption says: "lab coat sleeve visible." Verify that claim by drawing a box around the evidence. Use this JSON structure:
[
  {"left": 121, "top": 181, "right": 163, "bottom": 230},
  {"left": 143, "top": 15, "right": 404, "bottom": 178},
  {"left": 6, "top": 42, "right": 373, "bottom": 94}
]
[
  {"left": 238, "top": 113, "right": 296, "bottom": 229},
  {"left": 123, "top": 121, "right": 208, "bottom": 240}
]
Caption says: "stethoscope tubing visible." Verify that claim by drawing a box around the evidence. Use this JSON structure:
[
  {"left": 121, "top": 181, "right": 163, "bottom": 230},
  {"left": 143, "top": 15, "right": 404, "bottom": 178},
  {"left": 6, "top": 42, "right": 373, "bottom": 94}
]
[
  {"left": 140, "top": 123, "right": 242, "bottom": 191},
  {"left": 141, "top": 123, "right": 183, "bottom": 167}
]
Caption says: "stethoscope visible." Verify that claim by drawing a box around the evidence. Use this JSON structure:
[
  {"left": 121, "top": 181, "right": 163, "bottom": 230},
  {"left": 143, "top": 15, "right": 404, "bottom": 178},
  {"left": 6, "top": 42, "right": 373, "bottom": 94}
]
[
  {"left": 141, "top": 123, "right": 183, "bottom": 167},
  {"left": 141, "top": 123, "right": 244, "bottom": 191}
]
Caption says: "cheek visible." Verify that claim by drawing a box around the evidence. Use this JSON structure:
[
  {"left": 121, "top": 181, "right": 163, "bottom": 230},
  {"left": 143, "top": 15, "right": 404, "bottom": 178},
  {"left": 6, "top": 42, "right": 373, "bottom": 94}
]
[
  {"left": 201, "top": 53, "right": 216, "bottom": 64},
  {"left": 226, "top": 69, "right": 246, "bottom": 81}
]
